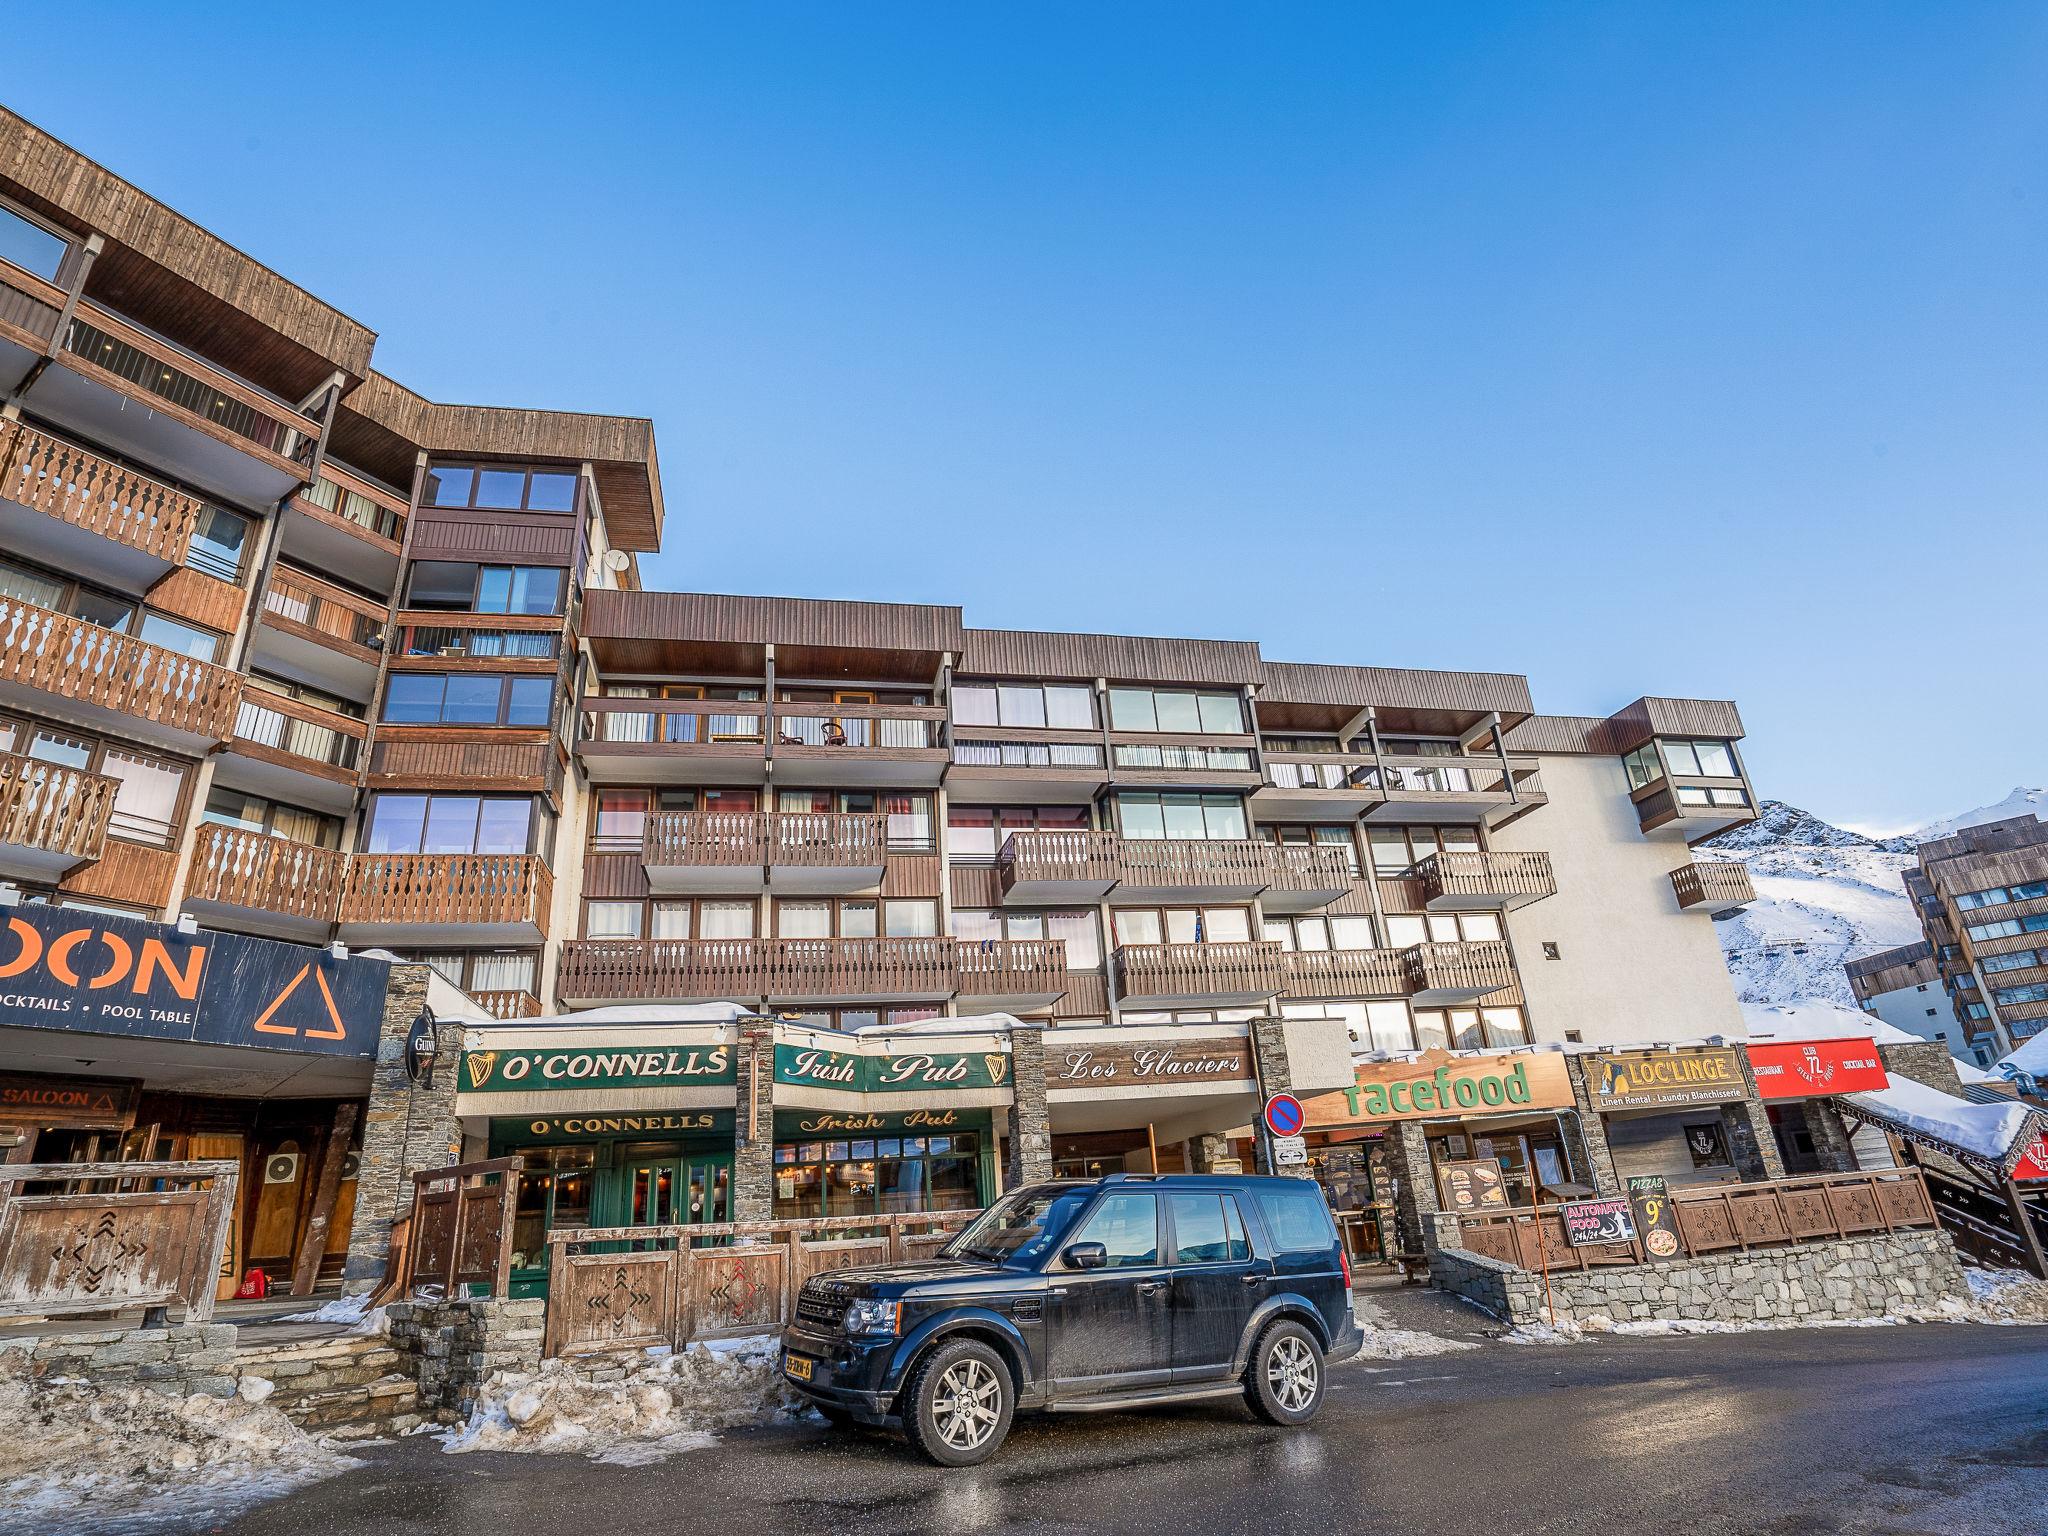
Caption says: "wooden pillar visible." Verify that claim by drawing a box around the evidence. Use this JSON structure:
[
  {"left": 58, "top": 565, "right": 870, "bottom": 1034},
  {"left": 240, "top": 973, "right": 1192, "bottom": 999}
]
[
  {"left": 2005, "top": 1179, "right": 2048, "bottom": 1280},
  {"left": 291, "top": 1102, "right": 359, "bottom": 1296}
]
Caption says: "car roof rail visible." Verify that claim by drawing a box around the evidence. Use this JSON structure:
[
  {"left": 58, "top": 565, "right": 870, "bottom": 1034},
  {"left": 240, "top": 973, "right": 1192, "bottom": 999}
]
[{"left": 1100, "top": 1173, "right": 1163, "bottom": 1183}]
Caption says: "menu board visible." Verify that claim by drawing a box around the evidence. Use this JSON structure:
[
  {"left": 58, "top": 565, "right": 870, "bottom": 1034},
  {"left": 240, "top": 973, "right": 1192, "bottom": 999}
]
[{"left": 1436, "top": 1158, "right": 1509, "bottom": 1214}]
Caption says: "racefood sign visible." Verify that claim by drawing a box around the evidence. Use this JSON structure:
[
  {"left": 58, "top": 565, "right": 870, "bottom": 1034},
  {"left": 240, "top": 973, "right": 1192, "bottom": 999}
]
[
  {"left": 1301, "top": 1048, "right": 1574, "bottom": 1127},
  {"left": 773, "top": 1044, "right": 1009, "bottom": 1094},
  {"left": 462, "top": 1044, "right": 735, "bottom": 1093},
  {"left": 1585, "top": 1047, "right": 1747, "bottom": 1110}
]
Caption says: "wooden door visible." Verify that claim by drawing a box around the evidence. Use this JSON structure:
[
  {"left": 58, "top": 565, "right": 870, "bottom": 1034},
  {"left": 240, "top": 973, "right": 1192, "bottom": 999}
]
[{"left": 191, "top": 1132, "right": 246, "bottom": 1300}]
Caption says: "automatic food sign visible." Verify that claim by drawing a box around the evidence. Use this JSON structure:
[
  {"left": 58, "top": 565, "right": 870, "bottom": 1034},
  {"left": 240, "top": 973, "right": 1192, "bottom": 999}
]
[
  {"left": 0, "top": 905, "right": 386, "bottom": 1058},
  {"left": 1561, "top": 1196, "right": 1638, "bottom": 1248}
]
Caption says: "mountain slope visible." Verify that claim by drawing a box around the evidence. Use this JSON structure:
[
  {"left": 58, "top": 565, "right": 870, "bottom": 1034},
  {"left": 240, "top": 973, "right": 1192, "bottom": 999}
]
[{"left": 1910, "top": 787, "right": 2048, "bottom": 845}]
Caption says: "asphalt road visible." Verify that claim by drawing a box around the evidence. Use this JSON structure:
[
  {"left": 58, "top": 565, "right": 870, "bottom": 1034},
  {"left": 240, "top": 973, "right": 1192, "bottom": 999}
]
[{"left": 191, "top": 1324, "right": 2048, "bottom": 1536}]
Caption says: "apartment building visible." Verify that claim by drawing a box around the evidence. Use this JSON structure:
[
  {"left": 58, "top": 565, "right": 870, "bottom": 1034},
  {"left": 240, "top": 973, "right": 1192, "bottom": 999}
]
[
  {"left": 0, "top": 108, "right": 1784, "bottom": 1283},
  {"left": 1844, "top": 940, "right": 1997, "bottom": 1067},
  {"left": 1857, "top": 817, "right": 2048, "bottom": 1061}
]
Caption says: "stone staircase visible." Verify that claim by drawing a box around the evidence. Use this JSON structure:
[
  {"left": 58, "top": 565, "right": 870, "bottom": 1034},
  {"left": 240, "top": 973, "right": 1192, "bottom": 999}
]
[{"left": 233, "top": 1331, "right": 424, "bottom": 1440}]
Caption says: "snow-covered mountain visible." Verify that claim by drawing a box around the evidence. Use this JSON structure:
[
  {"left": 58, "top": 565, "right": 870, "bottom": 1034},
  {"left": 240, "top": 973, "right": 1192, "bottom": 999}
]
[{"left": 1701, "top": 789, "right": 2048, "bottom": 1010}]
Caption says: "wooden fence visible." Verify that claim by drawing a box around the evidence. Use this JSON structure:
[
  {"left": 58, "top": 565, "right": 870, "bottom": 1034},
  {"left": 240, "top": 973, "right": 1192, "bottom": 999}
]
[
  {"left": 0, "top": 1161, "right": 237, "bottom": 1323},
  {"left": 1453, "top": 1170, "right": 1940, "bottom": 1272},
  {"left": 543, "top": 1210, "right": 976, "bottom": 1357}
]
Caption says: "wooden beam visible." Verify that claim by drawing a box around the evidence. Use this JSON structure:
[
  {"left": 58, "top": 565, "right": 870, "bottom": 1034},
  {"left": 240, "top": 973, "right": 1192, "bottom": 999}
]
[{"left": 289, "top": 1101, "right": 359, "bottom": 1297}]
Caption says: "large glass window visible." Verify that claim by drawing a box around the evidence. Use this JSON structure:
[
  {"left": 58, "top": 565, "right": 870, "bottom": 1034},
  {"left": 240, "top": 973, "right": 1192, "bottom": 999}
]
[
  {"left": 186, "top": 507, "right": 249, "bottom": 582},
  {"left": 1660, "top": 739, "right": 1739, "bottom": 778},
  {"left": 406, "top": 562, "right": 566, "bottom": 615},
  {"left": 381, "top": 674, "right": 555, "bottom": 727},
  {"left": 137, "top": 614, "right": 223, "bottom": 662},
  {"left": 953, "top": 682, "right": 1095, "bottom": 730},
  {"left": 773, "top": 1130, "right": 982, "bottom": 1219},
  {"left": 364, "top": 794, "right": 540, "bottom": 856},
  {"left": 1114, "top": 792, "right": 1247, "bottom": 841},
  {"left": 424, "top": 464, "right": 579, "bottom": 513},
  {"left": 1066, "top": 1190, "right": 1159, "bottom": 1267},
  {"left": 200, "top": 787, "right": 339, "bottom": 847},
  {"left": 1368, "top": 824, "right": 1481, "bottom": 875},
  {"left": 950, "top": 908, "right": 1103, "bottom": 969},
  {"left": 0, "top": 202, "right": 70, "bottom": 281},
  {"left": 1106, "top": 688, "right": 1244, "bottom": 734},
  {"left": 1113, "top": 907, "right": 1253, "bottom": 947},
  {"left": 100, "top": 750, "right": 186, "bottom": 846}
]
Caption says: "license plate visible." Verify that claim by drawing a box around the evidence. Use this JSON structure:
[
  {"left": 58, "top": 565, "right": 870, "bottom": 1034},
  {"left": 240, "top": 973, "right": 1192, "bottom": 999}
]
[{"left": 785, "top": 1351, "right": 814, "bottom": 1382}]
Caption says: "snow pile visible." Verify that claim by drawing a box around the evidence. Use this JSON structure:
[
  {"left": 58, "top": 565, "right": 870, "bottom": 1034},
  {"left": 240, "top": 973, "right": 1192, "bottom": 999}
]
[
  {"left": 278, "top": 1293, "right": 386, "bottom": 1334},
  {"left": 1960, "top": 1265, "right": 2048, "bottom": 1325},
  {"left": 443, "top": 1335, "right": 798, "bottom": 1464},
  {"left": 1998, "top": 1032, "right": 2048, "bottom": 1082},
  {"left": 1843, "top": 1077, "right": 2037, "bottom": 1163},
  {"left": 1352, "top": 1325, "right": 1478, "bottom": 1361},
  {"left": 0, "top": 1355, "right": 346, "bottom": 1530}
]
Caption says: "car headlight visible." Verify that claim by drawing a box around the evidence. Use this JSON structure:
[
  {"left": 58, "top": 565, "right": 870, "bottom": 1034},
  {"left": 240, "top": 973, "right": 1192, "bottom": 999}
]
[{"left": 842, "top": 1297, "right": 901, "bottom": 1335}]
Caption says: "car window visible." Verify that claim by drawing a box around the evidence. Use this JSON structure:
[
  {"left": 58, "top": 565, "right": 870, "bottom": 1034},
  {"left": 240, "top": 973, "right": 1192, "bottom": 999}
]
[
  {"left": 946, "top": 1187, "right": 1091, "bottom": 1268},
  {"left": 1068, "top": 1191, "right": 1159, "bottom": 1268},
  {"left": 1169, "top": 1193, "right": 1252, "bottom": 1264},
  {"left": 1249, "top": 1182, "right": 1337, "bottom": 1254}
]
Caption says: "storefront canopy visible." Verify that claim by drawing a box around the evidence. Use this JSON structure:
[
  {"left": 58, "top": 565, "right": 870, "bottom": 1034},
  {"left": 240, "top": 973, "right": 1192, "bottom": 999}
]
[{"left": 1837, "top": 1078, "right": 2048, "bottom": 1183}]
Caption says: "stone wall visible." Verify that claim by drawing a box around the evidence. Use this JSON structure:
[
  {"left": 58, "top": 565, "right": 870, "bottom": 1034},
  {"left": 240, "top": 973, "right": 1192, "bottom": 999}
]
[
  {"left": 1250, "top": 1018, "right": 1313, "bottom": 1178},
  {"left": 388, "top": 1296, "right": 546, "bottom": 1420},
  {"left": 343, "top": 964, "right": 459, "bottom": 1292},
  {"left": 1004, "top": 1025, "right": 1052, "bottom": 1187},
  {"left": 1423, "top": 1212, "right": 1968, "bottom": 1328},
  {"left": 0, "top": 1322, "right": 239, "bottom": 1398},
  {"left": 1879, "top": 1040, "right": 1967, "bottom": 1097}
]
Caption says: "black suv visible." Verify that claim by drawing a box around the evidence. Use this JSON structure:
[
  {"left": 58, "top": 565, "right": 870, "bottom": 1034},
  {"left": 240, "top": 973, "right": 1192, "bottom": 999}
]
[{"left": 780, "top": 1173, "right": 1361, "bottom": 1465}]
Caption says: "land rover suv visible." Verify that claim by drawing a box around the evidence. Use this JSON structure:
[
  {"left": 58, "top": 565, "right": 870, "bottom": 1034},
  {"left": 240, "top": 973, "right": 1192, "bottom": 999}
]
[{"left": 780, "top": 1173, "right": 1361, "bottom": 1465}]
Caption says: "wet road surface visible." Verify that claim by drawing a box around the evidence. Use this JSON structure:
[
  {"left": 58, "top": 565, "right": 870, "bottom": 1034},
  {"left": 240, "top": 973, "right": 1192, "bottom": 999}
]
[{"left": 191, "top": 1323, "right": 2048, "bottom": 1535}]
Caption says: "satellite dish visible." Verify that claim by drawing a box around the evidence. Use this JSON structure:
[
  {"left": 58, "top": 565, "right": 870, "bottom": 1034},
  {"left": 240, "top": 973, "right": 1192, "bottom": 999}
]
[{"left": 602, "top": 549, "right": 631, "bottom": 572}]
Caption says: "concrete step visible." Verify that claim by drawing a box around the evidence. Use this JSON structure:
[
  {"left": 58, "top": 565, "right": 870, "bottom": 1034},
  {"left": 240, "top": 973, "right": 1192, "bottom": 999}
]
[{"left": 275, "top": 1373, "right": 421, "bottom": 1433}]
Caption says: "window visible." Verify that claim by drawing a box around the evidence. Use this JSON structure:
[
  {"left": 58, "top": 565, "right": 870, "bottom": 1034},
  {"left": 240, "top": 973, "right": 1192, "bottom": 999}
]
[
  {"left": 584, "top": 901, "right": 643, "bottom": 939},
  {"left": 137, "top": 613, "right": 224, "bottom": 663},
  {"left": 405, "top": 561, "right": 567, "bottom": 616},
  {"left": 363, "top": 794, "right": 543, "bottom": 856},
  {"left": 1249, "top": 1181, "right": 1335, "bottom": 1254},
  {"left": 1965, "top": 914, "right": 2048, "bottom": 943},
  {"left": 952, "top": 682, "right": 1096, "bottom": 730},
  {"left": 1621, "top": 744, "right": 1663, "bottom": 790},
  {"left": 1113, "top": 907, "right": 1253, "bottom": 946},
  {"left": 775, "top": 899, "right": 877, "bottom": 939},
  {"left": 1262, "top": 914, "right": 1379, "bottom": 951},
  {"left": 1168, "top": 1193, "right": 1250, "bottom": 1264},
  {"left": 592, "top": 790, "right": 650, "bottom": 851},
  {"left": 0, "top": 201, "right": 70, "bottom": 281},
  {"left": 1067, "top": 1191, "right": 1159, "bottom": 1267},
  {"left": 424, "top": 464, "right": 579, "bottom": 513},
  {"left": 951, "top": 908, "right": 1103, "bottom": 969},
  {"left": 1262, "top": 824, "right": 1361, "bottom": 876},
  {"left": 1410, "top": 1005, "right": 1528, "bottom": 1050},
  {"left": 1993, "top": 982, "right": 2048, "bottom": 1007},
  {"left": 1384, "top": 911, "right": 1501, "bottom": 947},
  {"left": 1660, "top": 739, "right": 1739, "bottom": 777},
  {"left": 1282, "top": 999, "right": 1419, "bottom": 1051},
  {"left": 773, "top": 1129, "right": 981, "bottom": 1218},
  {"left": 186, "top": 507, "right": 249, "bottom": 582},
  {"left": 1114, "top": 792, "right": 1247, "bottom": 841},
  {"left": 883, "top": 900, "right": 939, "bottom": 938},
  {"left": 946, "top": 804, "right": 1090, "bottom": 860},
  {"left": 403, "top": 950, "right": 540, "bottom": 994},
  {"left": 99, "top": 750, "right": 186, "bottom": 846},
  {"left": 201, "top": 787, "right": 340, "bottom": 848},
  {"left": 1368, "top": 824, "right": 1481, "bottom": 875},
  {"left": 381, "top": 674, "right": 555, "bottom": 728},
  {"left": 581, "top": 897, "right": 754, "bottom": 940},
  {"left": 1982, "top": 948, "right": 2048, "bottom": 974},
  {"left": 1956, "top": 881, "right": 2048, "bottom": 911},
  {"left": 1106, "top": 687, "right": 1244, "bottom": 734}
]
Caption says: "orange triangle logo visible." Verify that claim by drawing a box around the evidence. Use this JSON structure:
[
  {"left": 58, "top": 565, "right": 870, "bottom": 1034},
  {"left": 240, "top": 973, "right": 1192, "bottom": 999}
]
[{"left": 249, "top": 964, "right": 350, "bottom": 1042}]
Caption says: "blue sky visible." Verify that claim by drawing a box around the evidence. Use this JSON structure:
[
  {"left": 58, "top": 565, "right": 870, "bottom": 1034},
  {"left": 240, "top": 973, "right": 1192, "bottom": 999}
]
[{"left": 9, "top": 4, "right": 2044, "bottom": 832}]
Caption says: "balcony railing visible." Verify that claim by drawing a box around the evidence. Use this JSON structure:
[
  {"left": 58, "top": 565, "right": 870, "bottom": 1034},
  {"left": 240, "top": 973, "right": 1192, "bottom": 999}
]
[
  {"left": 643, "top": 810, "right": 888, "bottom": 872},
  {"left": 471, "top": 989, "right": 544, "bottom": 1021},
  {"left": 0, "top": 750, "right": 118, "bottom": 867},
  {"left": 1414, "top": 850, "right": 1557, "bottom": 910},
  {"left": 339, "top": 853, "right": 552, "bottom": 935},
  {"left": 232, "top": 693, "right": 366, "bottom": 773},
  {"left": 0, "top": 418, "right": 207, "bottom": 565},
  {"left": 1406, "top": 939, "right": 1518, "bottom": 999},
  {"left": 1110, "top": 743, "right": 1255, "bottom": 773},
  {"left": 396, "top": 620, "right": 562, "bottom": 662},
  {"left": 1280, "top": 946, "right": 1414, "bottom": 999},
  {"left": 776, "top": 704, "right": 946, "bottom": 751},
  {"left": 997, "top": 831, "right": 1349, "bottom": 905},
  {"left": 1670, "top": 860, "right": 1757, "bottom": 914},
  {"left": 185, "top": 824, "right": 348, "bottom": 925},
  {"left": 1115, "top": 941, "right": 1290, "bottom": 1001},
  {"left": 262, "top": 570, "right": 387, "bottom": 652},
  {"left": 951, "top": 740, "right": 1106, "bottom": 769},
  {"left": 556, "top": 935, "right": 1033, "bottom": 1001},
  {"left": 580, "top": 698, "right": 769, "bottom": 747},
  {"left": 997, "top": 829, "right": 1123, "bottom": 891},
  {"left": 296, "top": 466, "right": 406, "bottom": 544},
  {"left": 1262, "top": 755, "right": 1367, "bottom": 792},
  {"left": 0, "top": 594, "right": 243, "bottom": 741}
]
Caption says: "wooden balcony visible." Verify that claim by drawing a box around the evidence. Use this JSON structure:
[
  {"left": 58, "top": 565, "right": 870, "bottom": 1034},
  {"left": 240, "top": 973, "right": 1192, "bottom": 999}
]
[
  {"left": 1113, "top": 941, "right": 1289, "bottom": 1007},
  {"left": 283, "top": 462, "right": 408, "bottom": 592},
  {"left": 0, "top": 417, "right": 207, "bottom": 566},
  {"left": 996, "top": 831, "right": 1349, "bottom": 910},
  {"left": 0, "top": 594, "right": 243, "bottom": 746},
  {"left": 338, "top": 853, "right": 552, "bottom": 944},
  {"left": 0, "top": 750, "right": 117, "bottom": 880},
  {"left": 1633, "top": 775, "right": 1760, "bottom": 844},
  {"left": 640, "top": 810, "right": 887, "bottom": 896},
  {"left": 367, "top": 735, "right": 563, "bottom": 800},
  {"left": 181, "top": 824, "right": 346, "bottom": 939},
  {"left": 1415, "top": 850, "right": 1557, "bottom": 912},
  {"left": 554, "top": 935, "right": 1011, "bottom": 1006},
  {"left": 1362, "top": 754, "right": 1547, "bottom": 829},
  {"left": 774, "top": 703, "right": 949, "bottom": 787},
  {"left": 577, "top": 698, "right": 770, "bottom": 785},
  {"left": 955, "top": 938, "right": 1070, "bottom": 1012},
  {"left": 1670, "top": 860, "right": 1756, "bottom": 916},
  {"left": 223, "top": 691, "right": 367, "bottom": 813},
  {"left": 1279, "top": 947, "right": 1413, "bottom": 1000},
  {"left": 257, "top": 569, "right": 388, "bottom": 694},
  {"left": 471, "top": 989, "right": 544, "bottom": 1021},
  {"left": 1406, "top": 939, "right": 1518, "bottom": 1003},
  {"left": 948, "top": 735, "right": 1107, "bottom": 804},
  {"left": 1260, "top": 843, "right": 1358, "bottom": 913},
  {"left": 997, "top": 829, "right": 1122, "bottom": 905}
]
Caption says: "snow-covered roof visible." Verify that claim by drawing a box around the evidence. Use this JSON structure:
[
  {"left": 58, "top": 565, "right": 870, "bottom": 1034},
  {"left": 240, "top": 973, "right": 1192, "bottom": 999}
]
[
  {"left": 1841, "top": 1077, "right": 2041, "bottom": 1167},
  {"left": 1741, "top": 998, "right": 1919, "bottom": 1046},
  {"left": 1998, "top": 1032, "right": 2048, "bottom": 1082}
]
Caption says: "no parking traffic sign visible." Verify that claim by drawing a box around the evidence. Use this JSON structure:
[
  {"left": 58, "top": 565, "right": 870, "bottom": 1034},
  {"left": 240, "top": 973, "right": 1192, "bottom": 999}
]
[{"left": 1263, "top": 1093, "right": 1304, "bottom": 1138}]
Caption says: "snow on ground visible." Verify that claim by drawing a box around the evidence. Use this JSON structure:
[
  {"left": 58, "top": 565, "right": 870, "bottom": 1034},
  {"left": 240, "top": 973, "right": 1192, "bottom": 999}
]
[
  {"left": 0, "top": 1358, "right": 348, "bottom": 1532},
  {"left": 1498, "top": 1265, "right": 2048, "bottom": 1344},
  {"left": 277, "top": 1294, "right": 386, "bottom": 1333},
  {"left": 443, "top": 1334, "right": 801, "bottom": 1464}
]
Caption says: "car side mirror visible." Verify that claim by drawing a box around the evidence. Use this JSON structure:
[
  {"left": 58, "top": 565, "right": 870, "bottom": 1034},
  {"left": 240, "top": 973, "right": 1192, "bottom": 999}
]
[{"left": 1063, "top": 1242, "right": 1108, "bottom": 1270}]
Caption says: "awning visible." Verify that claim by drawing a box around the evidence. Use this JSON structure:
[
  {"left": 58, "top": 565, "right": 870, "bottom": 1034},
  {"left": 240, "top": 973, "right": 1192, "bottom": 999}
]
[{"left": 1836, "top": 1077, "right": 2048, "bottom": 1183}]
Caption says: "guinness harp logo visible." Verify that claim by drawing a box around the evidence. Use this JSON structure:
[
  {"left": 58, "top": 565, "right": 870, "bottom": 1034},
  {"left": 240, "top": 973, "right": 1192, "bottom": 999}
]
[
  {"left": 984, "top": 1054, "right": 1008, "bottom": 1086},
  {"left": 465, "top": 1051, "right": 499, "bottom": 1090}
]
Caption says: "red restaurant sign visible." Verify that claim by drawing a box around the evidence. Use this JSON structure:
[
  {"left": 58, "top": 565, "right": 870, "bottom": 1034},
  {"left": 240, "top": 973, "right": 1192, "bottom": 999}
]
[
  {"left": 1745, "top": 1038, "right": 1888, "bottom": 1100},
  {"left": 2014, "top": 1132, "right": 2048, "bottom": 1184}
]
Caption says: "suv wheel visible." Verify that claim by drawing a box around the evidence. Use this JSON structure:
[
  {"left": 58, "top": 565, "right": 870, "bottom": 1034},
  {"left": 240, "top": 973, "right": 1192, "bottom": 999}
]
[
  {"left": 1244, "top": 1319, "right": 1325, "bottom": 1426},
  {"left": 901, "top": 1338, "right": 1015, "bottom": 1466}
]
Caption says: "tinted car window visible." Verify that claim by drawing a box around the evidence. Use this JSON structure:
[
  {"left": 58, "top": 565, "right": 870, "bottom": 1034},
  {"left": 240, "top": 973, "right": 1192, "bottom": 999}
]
[
  {"left": 1169, "top": 1193, "right": 1251, "bottom": 1264},
  {"left": 1250, "top": 1182, "right": 1337, "bottom": 1253},
  {"left": 1069, "top": 1191, "right": 1159, "bottom": 1268},
  {"left": 947, "top": 1187, "right": 1091, "bottom": 1268}
]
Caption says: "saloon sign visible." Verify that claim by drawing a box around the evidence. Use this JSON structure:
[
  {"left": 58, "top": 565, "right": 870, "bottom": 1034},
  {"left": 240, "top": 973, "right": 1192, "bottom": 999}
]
[
  {"left": 0, "top": 904, "right": 386, "bottom": 1059},
  {"left": 773, "top": 1044, "right": 1009, "bottom": 1094},
  {"left": 461, "top": 1043, "right": 735, "bottom": 1093},
  {"left": 1744, "top": 1039, "right": 1888, "bottom": 1101},
  {"left": 1584, "top": 1047, "right": 1747, "bottom": 1110},
  {"left": 1302, "top": 1049, "right": 1574, "bottom": 1127}
]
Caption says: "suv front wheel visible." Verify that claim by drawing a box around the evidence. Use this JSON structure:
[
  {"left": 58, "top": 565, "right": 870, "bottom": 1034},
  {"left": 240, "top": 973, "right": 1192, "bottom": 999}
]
[
  {"left": 1244, "top": 1319, "right": 1326, "bottom": 1426},
  {"left": 901, "top": 1338, "right": 1015, "bottom": 1466}
]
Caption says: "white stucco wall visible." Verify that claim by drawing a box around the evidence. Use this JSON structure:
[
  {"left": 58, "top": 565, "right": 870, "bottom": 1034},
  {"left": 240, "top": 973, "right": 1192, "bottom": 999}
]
[
  {"left": 1491, "top": 753, "right": 1747, "bottom": 1047},
  {"left": 1860, "top": 983, "right": 1995, "bottom": 1067}
]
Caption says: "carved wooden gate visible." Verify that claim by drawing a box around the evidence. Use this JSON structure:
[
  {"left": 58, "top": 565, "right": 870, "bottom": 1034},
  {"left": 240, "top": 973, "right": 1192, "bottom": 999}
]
[{"left": 0, "top": 1161, "right": 238, "bottom": 1323}]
